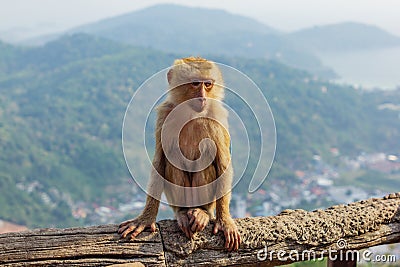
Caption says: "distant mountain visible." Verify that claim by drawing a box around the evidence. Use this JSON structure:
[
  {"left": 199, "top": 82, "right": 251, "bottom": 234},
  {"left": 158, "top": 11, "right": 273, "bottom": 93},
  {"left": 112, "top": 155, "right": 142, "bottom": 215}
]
[
  {"left": 74, "top": 4, "right": 277, "bottom": 37},
  {"left": 26, "top": 4, "right": 276, "bottom": 46},
  {"left": 12, "top": 6, "right": 400, "bottom": 80},
  {"left": 23, "top": 4, "right": 334, "bottom": 78},
  {"left": 1, "top": 33, "right": 399, "bottom": 227},
  {"left": 288, "top": 22, "right": 400, "bottom": 52}
]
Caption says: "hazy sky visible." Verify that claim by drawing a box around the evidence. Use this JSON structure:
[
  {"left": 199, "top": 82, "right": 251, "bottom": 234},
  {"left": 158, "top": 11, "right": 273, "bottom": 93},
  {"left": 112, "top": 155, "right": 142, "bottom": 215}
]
[{"left": 1, "top": 0, "right": 399, "bottom": 38}]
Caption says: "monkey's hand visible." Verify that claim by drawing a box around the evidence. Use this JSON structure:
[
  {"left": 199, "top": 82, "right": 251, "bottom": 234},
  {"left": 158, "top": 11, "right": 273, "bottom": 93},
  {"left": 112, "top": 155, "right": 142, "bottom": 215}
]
[
  {"left": 188, "top": 208, "right": 210, "bottom": 234},
  {"left": 176, "top": 210, "right": 193, "bottom": 239},
  {"left": 118, "top": 215, "right": 156, "bottom": 240},
  {"left": 213, "top": 217, "right": 241, "bottom": 251}
]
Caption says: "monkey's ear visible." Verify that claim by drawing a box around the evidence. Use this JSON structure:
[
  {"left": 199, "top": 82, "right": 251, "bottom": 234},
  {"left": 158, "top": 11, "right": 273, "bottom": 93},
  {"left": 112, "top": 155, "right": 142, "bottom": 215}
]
[{"left": 167, "top": 69, "right": 173, "bottom": 85}]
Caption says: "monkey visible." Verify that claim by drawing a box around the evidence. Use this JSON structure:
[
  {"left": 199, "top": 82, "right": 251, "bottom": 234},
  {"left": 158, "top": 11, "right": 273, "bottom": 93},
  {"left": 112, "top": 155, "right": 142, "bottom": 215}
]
[{"left": 118, "top": 57, "right": 241, "bottom": 251}]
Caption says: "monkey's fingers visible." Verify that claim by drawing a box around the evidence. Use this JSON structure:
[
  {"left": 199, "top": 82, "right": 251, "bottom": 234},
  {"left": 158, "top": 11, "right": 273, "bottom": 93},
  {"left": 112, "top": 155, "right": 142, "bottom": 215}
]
[
  {"left": 197, "top": 216, "right": 208, "bottom": 232},
  {"left": 187, "top": 208, "right": 198, "bottom": 225},
  {"left": 177, "top": 217, "right": 192, "bottom": 239},
  {"left": 227, "top": 229, "right": 241, "bottom": 251},
  {"left": 150, "top": 222, "right": 157, "bottom": 232},
  {"left": 188, "top": 215, "right": 195, "bottom": 225},
  {"left": 214, "top": 226, "right": 234, "bottom": 251},
  {"left": 225, "top": 229, "right": 239, "bottom": 251},
  {"left": 229, "top": 230, "right": 241, "bottom": 251},
  {"left": 224, "top": 230, "right": 232, "bottom": 250},
  {"left": 187, "top": 210, "right": 195, "bottom": 225},
  {"left": 119, "top": 219, "right": 133, "bottom": 228},
  {"left": 130, "top": 224, "right": 146, "bottom": 239},
  {"left": 190, "top": 215, "right": 207, "bottom": 233},
  {"left": 213, "top": 222, "right": 240, "bottom": 251},
  {"left": 213, "top": 222, "right": 222, "bottom": 235},
  {"left": 119, "top": 221, "right": 157, "bottom": 239},
  {"left": 188, "top": 228, "right": 194, "bottom": 239},
  {"left": 180, "top": 224, "right": 193, "bottom": 239},
  {"left": 190, "top": 221, "right": 199, "bottom": 233},
  {"left": 117, "top": 226, "right": 124, "bottom": 235},
  {"left": 118, "top": 223, "right": 132, "bottom": 235},
  {"left": 234, "top": 232, "right": 241, "bottom": 251},
  {"left": 120, "top": 223, "right": 139, "bottom": 238}
]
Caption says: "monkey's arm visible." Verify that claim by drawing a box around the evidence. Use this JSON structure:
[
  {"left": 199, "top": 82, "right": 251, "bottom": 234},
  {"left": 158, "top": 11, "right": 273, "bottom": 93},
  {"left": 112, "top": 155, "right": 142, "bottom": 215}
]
[
  {"left": 213, "top": 135, "right": 241, "bottom": 251},
  {"left": 118, "top": 111, "right": 166, "bottom": 239}
]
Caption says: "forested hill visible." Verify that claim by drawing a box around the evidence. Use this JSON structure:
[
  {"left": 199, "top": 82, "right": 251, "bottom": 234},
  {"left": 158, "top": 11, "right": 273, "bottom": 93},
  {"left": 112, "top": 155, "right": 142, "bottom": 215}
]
[{"left": 0, "top": 33, "right": 399, "bottom": 227}]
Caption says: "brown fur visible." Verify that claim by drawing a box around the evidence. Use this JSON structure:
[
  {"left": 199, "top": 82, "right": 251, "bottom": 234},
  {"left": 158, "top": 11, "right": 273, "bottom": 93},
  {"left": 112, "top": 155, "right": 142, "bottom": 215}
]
[{"left": 118, "top": 57, "right": 241, "bottom": 251}]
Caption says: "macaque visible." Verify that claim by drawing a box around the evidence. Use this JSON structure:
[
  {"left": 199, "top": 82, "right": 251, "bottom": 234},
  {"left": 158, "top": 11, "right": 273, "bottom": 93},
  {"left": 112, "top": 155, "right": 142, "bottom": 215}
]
[{"left": 118, "top": 57, "right": 241, "bottom": 251}]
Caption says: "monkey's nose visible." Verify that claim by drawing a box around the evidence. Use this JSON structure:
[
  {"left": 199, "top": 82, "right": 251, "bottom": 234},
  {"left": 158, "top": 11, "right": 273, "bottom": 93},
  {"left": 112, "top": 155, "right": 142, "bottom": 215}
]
[
  {"left": 197, "top": 98, "right": 206, "bottom": 111},
  {"left": 199, "top": 97, "right": 206, "bottom": 106}
]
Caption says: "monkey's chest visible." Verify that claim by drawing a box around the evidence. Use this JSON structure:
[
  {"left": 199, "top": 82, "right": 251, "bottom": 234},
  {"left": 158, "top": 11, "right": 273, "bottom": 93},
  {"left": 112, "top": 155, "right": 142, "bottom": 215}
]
[
  {"left": 162, "top": 121, "right": 218, "bottom": 163},
  {"left": 162, "top": 117, "right": 226, "bottom": 165},
  {"left": 178, "top": 123, "right": 215, "bottom": 161}
]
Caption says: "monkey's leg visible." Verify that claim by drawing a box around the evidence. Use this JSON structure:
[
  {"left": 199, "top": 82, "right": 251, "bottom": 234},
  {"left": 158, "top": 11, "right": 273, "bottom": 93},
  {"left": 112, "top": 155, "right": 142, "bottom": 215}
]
[
  {"left": 187, "top": 165, "right": 216, "bottom": 233},
  {"left": 213, "top": 149, "right": 241, "bottom": 251},
  {"left": 164, "top": 162, "right": 193, "bottom": 238},
  {"left": 118, "top": 170, "right": 163, "bottom": 239},
  {"left": 118, "top": 196, "right": 158, "bottom": 239},
  {"left": 164, "top": 162, "right": 192, "bottom": 207},
  {"left": 213, "top": 192, "right": 241, "bottom": 251}
]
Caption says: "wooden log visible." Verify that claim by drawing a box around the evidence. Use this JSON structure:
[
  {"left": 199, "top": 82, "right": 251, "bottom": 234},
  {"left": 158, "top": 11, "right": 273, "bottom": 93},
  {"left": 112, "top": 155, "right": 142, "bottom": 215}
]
[
  {"left": 0, "top": 224, "right": 165, "bottom": 266},
  {"left": 0, "top": 193, "right": 399, "bottom": 266}
]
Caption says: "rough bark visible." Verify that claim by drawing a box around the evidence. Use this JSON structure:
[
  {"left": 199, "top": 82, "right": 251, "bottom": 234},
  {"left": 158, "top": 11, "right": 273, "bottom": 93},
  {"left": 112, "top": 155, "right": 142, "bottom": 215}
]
[{"left": 0, "top": 193, "right": 399, "bottom": 266}]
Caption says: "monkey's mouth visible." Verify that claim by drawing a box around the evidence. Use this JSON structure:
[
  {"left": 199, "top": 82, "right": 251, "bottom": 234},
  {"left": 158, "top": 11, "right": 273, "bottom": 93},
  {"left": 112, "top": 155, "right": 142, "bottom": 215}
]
[{"left": 191, "top": 98, "right": 206, "bottom": 112}]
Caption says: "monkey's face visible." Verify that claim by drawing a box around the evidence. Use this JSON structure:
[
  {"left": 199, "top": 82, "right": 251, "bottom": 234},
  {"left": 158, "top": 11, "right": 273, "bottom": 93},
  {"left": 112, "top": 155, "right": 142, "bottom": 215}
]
[
  {"left": 187, "top": 79, "right": 214, "bottom": 112},
  {"left": 167, "top": 57, "right": 225, "bottom": 112},
  {"left": 170, "top": 78, "right": 223, "bottom": 113}
]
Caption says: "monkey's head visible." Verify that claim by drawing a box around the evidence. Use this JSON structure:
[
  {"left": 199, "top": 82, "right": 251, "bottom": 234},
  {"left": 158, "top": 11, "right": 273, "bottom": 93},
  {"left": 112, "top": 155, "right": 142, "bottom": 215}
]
[{"left": 167, "top": 57, "right": 224, "bottom": 112}]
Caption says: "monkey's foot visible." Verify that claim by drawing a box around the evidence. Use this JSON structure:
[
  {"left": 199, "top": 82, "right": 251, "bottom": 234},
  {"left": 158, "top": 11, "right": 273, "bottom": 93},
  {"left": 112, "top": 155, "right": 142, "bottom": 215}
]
[
  {"left": 187, "top": 208, "right": 210, "bottom": 234},
  {"left": 118, "top": 216, "right": 156, "bottom": 239}
]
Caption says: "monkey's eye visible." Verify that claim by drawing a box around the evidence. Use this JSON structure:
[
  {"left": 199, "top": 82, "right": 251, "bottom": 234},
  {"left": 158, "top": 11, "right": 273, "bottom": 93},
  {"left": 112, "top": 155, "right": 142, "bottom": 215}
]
[
  {"left": 190, "top": 80, "right": 214, "bottom": 90},
  {"left": 204, "top": 81, "right": 214, "bottom": 90},
  {"left": 191, "top": 81, "right": 202, "bottom": 88}
]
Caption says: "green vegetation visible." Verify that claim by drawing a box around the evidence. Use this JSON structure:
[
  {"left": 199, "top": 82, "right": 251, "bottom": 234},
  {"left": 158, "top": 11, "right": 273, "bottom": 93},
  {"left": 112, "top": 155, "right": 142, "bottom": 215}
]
[
  {"left": 0, "top": 173, "right": 78, "bottom": 227},
  {"left": 0, "top": 33, "right": 399, "bottom": 227}
]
